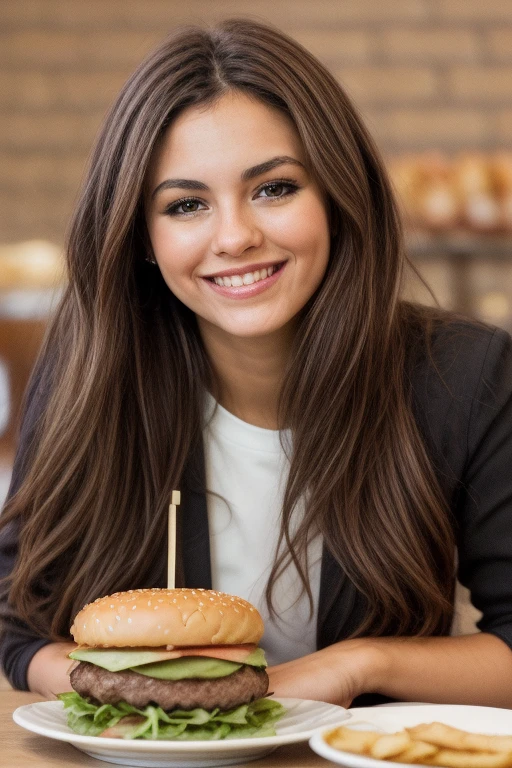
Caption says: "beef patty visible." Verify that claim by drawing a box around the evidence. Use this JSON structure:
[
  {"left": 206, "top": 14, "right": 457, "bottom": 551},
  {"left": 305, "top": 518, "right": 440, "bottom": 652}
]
[{"left": 70, "top": 661, "right": 269, "bottom": 711}]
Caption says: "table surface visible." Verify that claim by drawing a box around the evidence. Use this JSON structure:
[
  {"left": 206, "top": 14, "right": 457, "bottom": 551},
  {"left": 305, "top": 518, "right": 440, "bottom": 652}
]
[{"left": 1, "top": 687, "right": 339, "bottom": 768}]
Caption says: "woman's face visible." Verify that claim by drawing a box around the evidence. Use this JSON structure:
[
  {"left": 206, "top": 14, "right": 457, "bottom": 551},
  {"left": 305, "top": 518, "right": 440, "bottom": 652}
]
[{"left": 145, "top": 91, "right": 331, "bottom": 343}]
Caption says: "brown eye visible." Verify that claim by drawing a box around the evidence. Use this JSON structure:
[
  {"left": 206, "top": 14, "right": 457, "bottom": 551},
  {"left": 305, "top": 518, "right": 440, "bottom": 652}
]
[
  {"left": 165, "top": 197, "right": 204, "bottom": 216},
  {"left": 257, "top": 181, "right": 299, "bottom": 201},
  {"left": 181, "top": 200, "right": 200, "bottom": 212},
  {"left": 264, "top": 183, "right": 285, "bottom": 197}
]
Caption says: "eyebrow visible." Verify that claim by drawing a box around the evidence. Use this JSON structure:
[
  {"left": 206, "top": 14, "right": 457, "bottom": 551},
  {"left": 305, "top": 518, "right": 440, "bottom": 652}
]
[{"left": 151, "top": 155, "right": 306, "bottom": 200}]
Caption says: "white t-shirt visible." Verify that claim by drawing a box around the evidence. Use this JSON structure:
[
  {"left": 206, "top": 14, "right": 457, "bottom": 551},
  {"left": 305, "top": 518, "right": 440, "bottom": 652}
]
[{"left": 203, "top": 394, "right": 323, "bottom": 665}]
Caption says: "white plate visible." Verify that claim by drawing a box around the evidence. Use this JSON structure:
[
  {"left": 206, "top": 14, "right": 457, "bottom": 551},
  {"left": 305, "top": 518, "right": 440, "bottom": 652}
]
[
  {"left": 309, "top": 703, "right": 512, "bottom": 768},
  {"left": 13, "top": 697, "right": 349, "bottom": 767}
]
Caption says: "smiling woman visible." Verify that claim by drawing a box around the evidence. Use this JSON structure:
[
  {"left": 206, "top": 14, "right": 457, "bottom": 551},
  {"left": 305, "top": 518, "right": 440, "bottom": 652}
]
[{"left": 1, "top": 17, "right": 512, "bottom": 713}]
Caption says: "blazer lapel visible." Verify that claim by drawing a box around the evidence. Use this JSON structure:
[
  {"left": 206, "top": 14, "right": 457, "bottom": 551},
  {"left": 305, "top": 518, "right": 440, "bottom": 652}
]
[
  {"left": 180, "top": 435, "right": 212, "bottom": 590},
  {"left": 317, "top": 545, "right": 367, "bottom": 648}
]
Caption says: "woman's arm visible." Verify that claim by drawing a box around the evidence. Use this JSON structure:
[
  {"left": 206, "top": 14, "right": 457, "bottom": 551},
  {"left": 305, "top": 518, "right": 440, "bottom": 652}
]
[
  {"left": 26, "top": 641, "right": 77, "bottom": 699},
  {"left": 267, "top": 632, "right": 512, "bottom": 708},
  {"left": 0, "top": 348, "right": 65, "bottom": 692}
]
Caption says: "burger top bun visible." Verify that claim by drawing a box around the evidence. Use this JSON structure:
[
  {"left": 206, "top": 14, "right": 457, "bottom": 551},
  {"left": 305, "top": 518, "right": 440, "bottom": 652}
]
[{"left": 71, "top": 588, "right": 264, "bottom": 648}]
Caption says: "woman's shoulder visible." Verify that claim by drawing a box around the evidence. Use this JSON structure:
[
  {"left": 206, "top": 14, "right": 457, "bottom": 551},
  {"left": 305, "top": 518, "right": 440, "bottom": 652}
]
[
  {"left": 403, "top": 304, "right": 512, "bottom": 479},
  {"left": 403, "top": 303, "right": 511, "bottom": 400}
]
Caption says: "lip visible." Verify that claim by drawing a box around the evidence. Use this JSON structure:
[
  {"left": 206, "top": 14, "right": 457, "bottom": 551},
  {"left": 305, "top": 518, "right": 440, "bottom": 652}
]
[
  {"left": 202, "top": 261, "right": 286, "bottom": 299},
  {"left": 202, "top": 260, "right": 285, "bottom": 279}
]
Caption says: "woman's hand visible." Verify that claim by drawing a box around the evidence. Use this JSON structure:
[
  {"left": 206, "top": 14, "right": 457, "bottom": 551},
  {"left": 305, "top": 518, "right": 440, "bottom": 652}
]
[
  {"left": 27, "top": 641, "right": 77, "bottom": 699},
  {"left": 266, "top": 638, "right": 378, "bottom": 708},
  {"left": 267, "top": 633, "right": 512, "bottom": 710}
]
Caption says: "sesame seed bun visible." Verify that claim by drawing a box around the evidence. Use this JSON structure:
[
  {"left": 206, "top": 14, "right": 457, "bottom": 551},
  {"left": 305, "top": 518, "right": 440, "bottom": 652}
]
[{"left": 70, "top": 588, "right": 264, "bottom": 648}]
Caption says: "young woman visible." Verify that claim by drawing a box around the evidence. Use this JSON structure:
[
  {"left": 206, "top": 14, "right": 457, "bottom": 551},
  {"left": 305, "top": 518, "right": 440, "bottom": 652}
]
[{"left": 2, "top": 18, "right": 512, "bottom": 707}]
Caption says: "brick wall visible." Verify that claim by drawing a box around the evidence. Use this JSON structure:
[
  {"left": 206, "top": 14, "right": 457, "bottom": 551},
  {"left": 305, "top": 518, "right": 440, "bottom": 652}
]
[{"left": 1, "top": 0, "right": 511, "bottom": 244}]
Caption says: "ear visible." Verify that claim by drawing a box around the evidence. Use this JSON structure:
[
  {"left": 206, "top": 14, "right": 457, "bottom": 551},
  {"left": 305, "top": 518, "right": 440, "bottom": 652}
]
[{"left": 139, "top": 214, "right": 158, "bottom": 265}]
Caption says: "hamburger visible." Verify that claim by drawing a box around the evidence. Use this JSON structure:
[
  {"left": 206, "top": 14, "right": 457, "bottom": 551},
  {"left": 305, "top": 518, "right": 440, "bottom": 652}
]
[{"left": 58, "top": 588, "right": 284, "bottom": 740}]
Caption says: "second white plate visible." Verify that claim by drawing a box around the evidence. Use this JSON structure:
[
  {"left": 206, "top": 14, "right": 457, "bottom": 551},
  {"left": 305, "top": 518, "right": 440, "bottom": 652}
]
[{"left": 309, "top": 703, "right": 512, "bottom": 768}]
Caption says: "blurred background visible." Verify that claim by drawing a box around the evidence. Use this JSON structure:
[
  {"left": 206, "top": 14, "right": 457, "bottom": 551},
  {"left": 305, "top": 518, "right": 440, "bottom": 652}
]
[{"left": 1, "top": 0, "right": 511, "bottom": 505}]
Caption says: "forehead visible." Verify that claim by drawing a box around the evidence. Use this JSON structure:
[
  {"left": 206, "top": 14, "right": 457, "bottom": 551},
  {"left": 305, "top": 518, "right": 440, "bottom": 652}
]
[{"left": 148, "top": 91, "right": 305, "bottom": 180}]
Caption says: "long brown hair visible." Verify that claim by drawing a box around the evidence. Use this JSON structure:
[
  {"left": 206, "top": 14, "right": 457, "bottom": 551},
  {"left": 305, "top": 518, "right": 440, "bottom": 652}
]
[{"left": 0, "top": 17, "right": 455, "bottom": 641}]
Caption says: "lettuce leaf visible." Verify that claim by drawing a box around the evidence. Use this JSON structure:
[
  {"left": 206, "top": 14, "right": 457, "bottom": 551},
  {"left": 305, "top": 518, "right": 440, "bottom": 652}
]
[
  {"left": 58, "top": 692, "right": 285, "bottom": 740},
  {"left": 131, "top": 656, "right": 242, "bottom": 680},
  {"left": 69, "top": 648, "right": 177, "bottom": 672}
]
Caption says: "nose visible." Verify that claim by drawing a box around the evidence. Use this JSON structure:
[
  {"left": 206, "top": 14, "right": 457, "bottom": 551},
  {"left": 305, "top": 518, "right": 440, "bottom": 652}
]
[{"left": 210, "top": 203, "right": 263, "bottom": 258}]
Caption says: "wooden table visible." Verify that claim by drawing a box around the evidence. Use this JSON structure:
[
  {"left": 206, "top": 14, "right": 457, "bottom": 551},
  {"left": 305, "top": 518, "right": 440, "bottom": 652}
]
[{"left": 1, "top": 689, "right": 339, "bottom": 768}]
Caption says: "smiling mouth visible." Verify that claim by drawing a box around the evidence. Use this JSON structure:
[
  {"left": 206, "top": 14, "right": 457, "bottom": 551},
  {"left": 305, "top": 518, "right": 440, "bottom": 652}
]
[{"left": 205, "top": 263, "right": 285, "bottom": 288}]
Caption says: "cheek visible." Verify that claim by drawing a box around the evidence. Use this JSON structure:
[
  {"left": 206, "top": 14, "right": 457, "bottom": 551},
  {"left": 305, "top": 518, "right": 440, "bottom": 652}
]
[
  {"left": 275, "top": 201, "right": 330, "bottom": 264},
  {"left": 151, "top": 219, "right": 196, "bottom": 254},
  {"left": 149, "top": 221, "right": 205, "bottom": 280}
]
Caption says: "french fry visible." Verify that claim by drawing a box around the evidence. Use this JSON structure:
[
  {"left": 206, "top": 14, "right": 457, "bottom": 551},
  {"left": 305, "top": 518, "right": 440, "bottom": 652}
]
[
  {"left": 394, "top": 740, "right": 439, "bottom": 763},
  {"left": 408, "top": 723, "right": 512, "bottom": 754},
  {"left": 325, "top": 725, "right": 380, "bottom": 754},
  {"left": 424, "top": 749, "right": 512, "bottom": 768},
  {"left": 370, "top": 731, "right": 412, "bottom": 760}
]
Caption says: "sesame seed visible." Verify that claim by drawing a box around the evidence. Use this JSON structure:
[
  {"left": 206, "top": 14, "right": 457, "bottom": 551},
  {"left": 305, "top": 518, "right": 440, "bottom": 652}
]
[
  {"left": 127, "top": 618, "right": 132, "bottom": 624},
  {"left": 108, "top": 626, "right": 113, "bottom": 632},
  {"left": 115, "top": 616, "right": 120, "bottom": 621}
]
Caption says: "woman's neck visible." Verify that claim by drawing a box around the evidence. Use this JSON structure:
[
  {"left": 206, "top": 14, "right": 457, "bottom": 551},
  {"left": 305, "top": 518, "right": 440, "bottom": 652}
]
[{"left": 198, "top": 320, "right": 295, "bottom": 429}]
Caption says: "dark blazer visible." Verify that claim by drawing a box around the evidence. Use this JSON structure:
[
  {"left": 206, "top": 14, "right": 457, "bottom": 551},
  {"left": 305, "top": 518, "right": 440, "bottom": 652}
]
[{"left": 2, "top": 319, "right": 512, "bottom": 704}]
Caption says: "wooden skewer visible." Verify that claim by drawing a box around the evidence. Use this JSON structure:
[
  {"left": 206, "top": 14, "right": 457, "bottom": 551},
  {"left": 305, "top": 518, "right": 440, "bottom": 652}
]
[{"left": 167, "top": 490, "right": 181, "bottom": 589}]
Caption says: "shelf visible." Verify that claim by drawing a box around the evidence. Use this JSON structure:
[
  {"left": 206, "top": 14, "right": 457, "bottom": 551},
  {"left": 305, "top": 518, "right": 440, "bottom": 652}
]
[{"left": 406, "top": 233, "right": 512, "bottom": 260}]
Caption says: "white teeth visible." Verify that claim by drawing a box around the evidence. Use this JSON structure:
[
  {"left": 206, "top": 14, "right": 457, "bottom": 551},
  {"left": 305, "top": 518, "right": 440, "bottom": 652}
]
[{"left": 211, "top": 265, "right": 279, "bottom": 287}]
